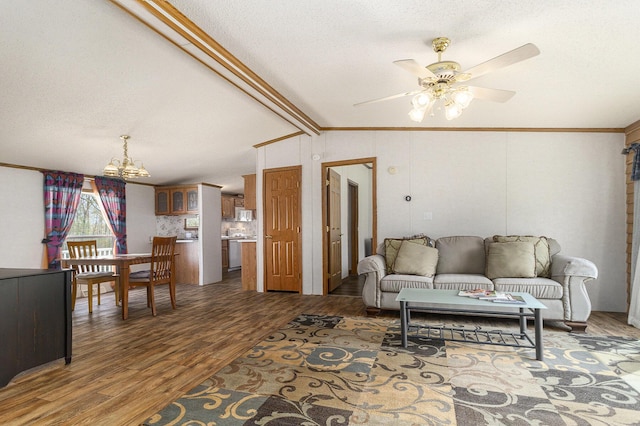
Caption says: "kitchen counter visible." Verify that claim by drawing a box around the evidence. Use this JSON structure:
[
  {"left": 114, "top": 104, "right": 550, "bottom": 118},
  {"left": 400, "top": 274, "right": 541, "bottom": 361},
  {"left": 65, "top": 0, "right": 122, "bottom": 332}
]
[
  {"left": 236, "top": 239, "right": 257, "bottom": 243},
  {"left": 176, "top": 239, "right": 198, "bottom": 243},
  {"left": 222, "top": 236, "right": 256, "bottom": 241}
]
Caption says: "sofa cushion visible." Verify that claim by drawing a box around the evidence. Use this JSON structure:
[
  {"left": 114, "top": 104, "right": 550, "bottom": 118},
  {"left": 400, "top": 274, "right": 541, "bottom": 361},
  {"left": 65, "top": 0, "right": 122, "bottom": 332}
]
[
  {"left": 384, "top": 236, "right": 431, "bottom": 273},
  {"left": 393, "top": 242, "right": 439, "bottom": 277},
  {"left": 435, "top": 236, "right": 485, "bottom": 274},
  {"left": 433, "top": 274, "right": 493, "bottom": 289},
  {"left": 380, "top": 274, "right": 434, "bottom": 292},
  {"left": 493, "top": 277, "right": 563, "bottom": 300},
  {"left": 493, "top": 235, "right": 551, "bottom": 277},
  {"left": 486, "top": 241, "right": 536, "bottom": 279}
]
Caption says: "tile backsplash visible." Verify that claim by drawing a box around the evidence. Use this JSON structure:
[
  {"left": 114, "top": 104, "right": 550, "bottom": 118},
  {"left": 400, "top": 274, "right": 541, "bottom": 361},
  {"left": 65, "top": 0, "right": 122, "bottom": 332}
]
[
  {"left": 156, "top": 215, "right": 198, "bottom": 239},
  {"left": 155, "top": 215, "right": 256, "bottom": 239},
  {"left": 222, "top": 219, "right": 256, "bottom": 236}
]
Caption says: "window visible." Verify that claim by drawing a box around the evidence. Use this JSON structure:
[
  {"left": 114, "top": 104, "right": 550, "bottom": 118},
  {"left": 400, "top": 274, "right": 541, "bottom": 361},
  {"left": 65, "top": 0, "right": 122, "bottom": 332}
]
[{"left": 65, "top": 191, "right": 115, "bottom": 255}]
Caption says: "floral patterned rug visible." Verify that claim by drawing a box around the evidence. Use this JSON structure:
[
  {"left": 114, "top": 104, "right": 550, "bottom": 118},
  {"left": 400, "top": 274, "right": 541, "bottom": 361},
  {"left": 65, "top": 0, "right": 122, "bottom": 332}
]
[{"left": 144, "top": 314, "right": 640, "bottom": 425}]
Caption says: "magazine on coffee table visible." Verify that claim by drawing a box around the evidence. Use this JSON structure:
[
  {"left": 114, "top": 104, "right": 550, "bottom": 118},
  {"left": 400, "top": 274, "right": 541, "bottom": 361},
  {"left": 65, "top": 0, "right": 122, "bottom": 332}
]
[{"left": 458, "top": 289, "right": 526, "bottom": 304}]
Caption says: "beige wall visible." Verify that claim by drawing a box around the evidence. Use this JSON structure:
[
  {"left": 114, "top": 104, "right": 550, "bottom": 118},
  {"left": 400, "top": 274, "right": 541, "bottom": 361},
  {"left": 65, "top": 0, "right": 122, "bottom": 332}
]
[
  {"left": 257, "top": 130, "right": 627, "bottom": 312},
  {"left": 0, "top": 166, "right": 156, "bottom": 269}
]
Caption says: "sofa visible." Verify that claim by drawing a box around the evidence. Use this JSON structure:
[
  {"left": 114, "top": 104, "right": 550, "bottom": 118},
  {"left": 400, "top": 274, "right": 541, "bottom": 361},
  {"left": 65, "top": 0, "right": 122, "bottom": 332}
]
[{"left": 357, "top": 235, "right": 598, "bottom": 331}]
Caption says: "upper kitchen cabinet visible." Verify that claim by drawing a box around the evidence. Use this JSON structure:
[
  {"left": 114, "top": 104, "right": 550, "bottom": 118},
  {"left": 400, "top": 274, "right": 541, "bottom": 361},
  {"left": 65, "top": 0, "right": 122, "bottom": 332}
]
[
  {"left": 155, "top": 189, "right": 170, "bottom": 215},
  {"left": 155, "top": 185, "right": 198, "bottom": 215},
  {"left": 221, "top": 195, "right": 235, "bottom": 219},
  {"left": 243, "top": 174, "right": 256, "bottom": 210}
]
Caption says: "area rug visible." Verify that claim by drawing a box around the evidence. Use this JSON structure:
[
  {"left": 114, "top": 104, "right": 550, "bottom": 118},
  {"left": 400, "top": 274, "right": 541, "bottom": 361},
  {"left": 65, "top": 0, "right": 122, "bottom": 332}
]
[{"left": 144, "top": 314, "right": 640, "bottom": 425}]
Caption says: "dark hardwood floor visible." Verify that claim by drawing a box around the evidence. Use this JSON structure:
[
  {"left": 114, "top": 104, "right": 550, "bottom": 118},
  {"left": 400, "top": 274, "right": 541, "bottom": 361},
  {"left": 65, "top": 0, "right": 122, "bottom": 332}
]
[
  {"left": 0, "top": 270, "right": 637, "bottom": 425},
  {"left": 329, "top": 274, "right": 364, "bottom": 296}
]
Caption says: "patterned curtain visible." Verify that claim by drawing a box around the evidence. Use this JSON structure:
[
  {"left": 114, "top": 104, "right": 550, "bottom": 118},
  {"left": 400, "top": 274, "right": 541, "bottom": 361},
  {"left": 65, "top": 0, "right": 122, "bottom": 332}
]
[
  {"left": 42, "top": 170, "right": 84, "bottom": 269},
  {"left": 94, "top": 176, "right": 127, "bottom": 254},
  {"left": 623, "top": 143, "right": 640, "bottom": 181}
]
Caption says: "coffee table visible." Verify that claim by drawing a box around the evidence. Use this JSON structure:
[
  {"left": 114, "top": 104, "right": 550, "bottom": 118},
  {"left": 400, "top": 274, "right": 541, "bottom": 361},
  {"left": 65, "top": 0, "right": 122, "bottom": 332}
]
[{"left": 395, "top": 288, "right": 547, "bottom": 360}]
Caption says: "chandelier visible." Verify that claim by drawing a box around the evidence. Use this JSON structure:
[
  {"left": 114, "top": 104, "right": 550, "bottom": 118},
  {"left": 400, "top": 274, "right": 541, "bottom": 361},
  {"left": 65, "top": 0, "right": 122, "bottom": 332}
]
[{"left": 102, "top": 135, "right": 150, "bottom": 179}]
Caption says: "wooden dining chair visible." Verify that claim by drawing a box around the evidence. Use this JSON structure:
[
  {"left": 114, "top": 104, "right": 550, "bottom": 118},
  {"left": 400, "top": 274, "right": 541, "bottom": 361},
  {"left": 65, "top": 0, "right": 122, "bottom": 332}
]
[
  {"left": 128, "top": 236, "right": 177, "bottom": 316},
  {"left": 66, "top": 240, "right": 119, "bottom": 314}
]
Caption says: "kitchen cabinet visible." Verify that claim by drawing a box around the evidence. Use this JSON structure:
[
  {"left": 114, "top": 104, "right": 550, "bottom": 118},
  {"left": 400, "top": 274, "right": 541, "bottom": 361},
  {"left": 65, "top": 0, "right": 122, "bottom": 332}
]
[
  {"left": 155, "top": 189, "right": 170, "bottom": 215},
  {"left": 155, "top": 185, "right": 198, "bottom": 215},
  {"left": 221, "top": 195, "right": 235, "bottom": 219},
  {"left": 221, "top": 239, "right": 229, "bottom": 269},
  {"left": 240, "top": 241, "right": 256, "bottom": 291},
  {"left": 171, "top": 189, "right": 185, "bottom": 214},
  {"left": 0, "top": 268, "right": 72, "bottom": 388},
  {"left": 243, "top": 174, "right": 256, "bottom": 210},
  {"left": 174, "top": 241, "right": 199, "bottom": 285}
]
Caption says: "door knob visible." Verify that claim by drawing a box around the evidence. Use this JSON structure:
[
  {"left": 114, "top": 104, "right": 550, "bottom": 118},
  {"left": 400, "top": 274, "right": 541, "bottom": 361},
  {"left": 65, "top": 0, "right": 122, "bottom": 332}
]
[{"left": 265, "top": 235, "right": 272, "bottom": 239}]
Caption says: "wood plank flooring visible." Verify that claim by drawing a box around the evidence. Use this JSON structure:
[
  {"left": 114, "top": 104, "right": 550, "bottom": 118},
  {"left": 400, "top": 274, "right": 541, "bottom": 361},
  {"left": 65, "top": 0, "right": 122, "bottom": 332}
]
[{"left": 0, "top": 271, "right": 638, "bottom": 425}]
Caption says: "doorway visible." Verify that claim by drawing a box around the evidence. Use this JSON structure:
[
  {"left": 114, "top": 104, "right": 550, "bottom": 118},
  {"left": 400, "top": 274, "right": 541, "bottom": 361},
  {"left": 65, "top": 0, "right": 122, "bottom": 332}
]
[{"left": 322, "top": 158, "right": 376, "bottom": 296}]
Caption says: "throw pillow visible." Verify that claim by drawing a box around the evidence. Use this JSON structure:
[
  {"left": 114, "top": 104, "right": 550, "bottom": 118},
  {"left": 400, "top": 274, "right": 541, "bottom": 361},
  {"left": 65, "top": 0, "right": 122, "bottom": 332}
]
[
  {"left": 384, "top": 236, "right": 431, "bottom": 273},
  {"left": 493, "top": 235, "right": 551, "bottom": 277},
  {"left": 486, "top": 241, "right": 536, "bottom": 279},
  {"left": 392, "top": 241, "right": 439, "bottom": 277}
]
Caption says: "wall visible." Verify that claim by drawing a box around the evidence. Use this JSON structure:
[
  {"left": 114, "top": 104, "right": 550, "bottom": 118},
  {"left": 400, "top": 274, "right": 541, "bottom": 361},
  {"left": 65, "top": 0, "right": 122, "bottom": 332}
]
[
  {"left": 256, "top": 130, "right": 627, "bottom": 313},
  {"left": 0, "top": 166, "right": 156, "bottom": 268},
  {"left": 0, "top": 167, "right": 45, "bottom": 268},
  {"left": 200, "top": 184, "right": 222, "bottom": 285}
]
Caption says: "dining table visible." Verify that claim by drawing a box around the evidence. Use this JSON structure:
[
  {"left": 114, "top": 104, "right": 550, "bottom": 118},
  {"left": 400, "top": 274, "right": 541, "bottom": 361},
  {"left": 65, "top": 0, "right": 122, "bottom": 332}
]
[{"left": 60, "top": 253, "right": 153, "bottom": 320}]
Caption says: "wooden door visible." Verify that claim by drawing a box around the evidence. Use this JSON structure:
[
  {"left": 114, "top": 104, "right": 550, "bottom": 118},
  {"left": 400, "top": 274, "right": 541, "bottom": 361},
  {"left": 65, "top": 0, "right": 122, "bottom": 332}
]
[
  {"left": 264, "top": 166, "right": 301, "bottom": 292},
  {"left": 327, "top": 168, "right": 342, "bottom": 292}
]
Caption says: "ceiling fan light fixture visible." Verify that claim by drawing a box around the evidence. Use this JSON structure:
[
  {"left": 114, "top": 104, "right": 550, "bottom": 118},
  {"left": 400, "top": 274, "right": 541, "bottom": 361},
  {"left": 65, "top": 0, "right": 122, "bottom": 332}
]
[
  {"left": 444, "top": 101, "right": 463, "bottom": 121},
  {"left": 412, "top": 92, "right": 432, "bottom": 109},
  {"left": 452, "top": 87, "right": 474, "bottom": 109},
  {"left": 408, "top": 107, "right": 427, "bottom": 122}
]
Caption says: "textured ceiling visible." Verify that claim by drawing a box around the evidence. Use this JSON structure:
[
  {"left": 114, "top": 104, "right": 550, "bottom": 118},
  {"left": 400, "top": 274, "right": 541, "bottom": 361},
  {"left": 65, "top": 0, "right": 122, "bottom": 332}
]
[{"left": 1, "top": 1, "right": 639, "bottom": 192}]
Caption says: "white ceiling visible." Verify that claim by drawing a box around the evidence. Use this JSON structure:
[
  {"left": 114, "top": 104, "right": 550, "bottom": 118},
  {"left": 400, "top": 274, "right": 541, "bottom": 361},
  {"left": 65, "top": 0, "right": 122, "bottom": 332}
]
[{"left": 2, "top": 1, "right": 639, "bottom": 193}]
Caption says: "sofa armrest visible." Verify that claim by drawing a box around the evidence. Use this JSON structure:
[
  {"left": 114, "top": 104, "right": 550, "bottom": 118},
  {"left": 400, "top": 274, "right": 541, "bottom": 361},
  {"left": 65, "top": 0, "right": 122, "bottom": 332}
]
[
  {"left": 551, "top": 254, "right": 598, "bottom": 279},
  {"left": 357, "top": 254, "right": 387, "bottom": 309},
  {"left": 551, "top": 254, "right": 598, "bottom": 323}
]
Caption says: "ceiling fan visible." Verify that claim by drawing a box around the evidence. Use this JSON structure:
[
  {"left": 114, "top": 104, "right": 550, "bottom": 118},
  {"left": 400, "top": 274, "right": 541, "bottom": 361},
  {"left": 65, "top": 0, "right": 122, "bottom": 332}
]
[{"left": 354, "top": 37, "right": 540, "bottom": 121}]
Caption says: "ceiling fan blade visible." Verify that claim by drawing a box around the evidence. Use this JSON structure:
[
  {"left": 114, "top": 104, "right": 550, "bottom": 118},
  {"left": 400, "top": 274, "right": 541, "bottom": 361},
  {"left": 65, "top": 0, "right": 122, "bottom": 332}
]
[
  {"left": 468, "top": 86, "right": 515, "bottom": 103},
  {"left": 464, "top": 43, "right": 540, "bottom": 80},
  {"left": 354, "top": 90, "right": 421, "bottom": 107},
  {"left": 393, "top": 59, "right": 437, "bottom": 79}
]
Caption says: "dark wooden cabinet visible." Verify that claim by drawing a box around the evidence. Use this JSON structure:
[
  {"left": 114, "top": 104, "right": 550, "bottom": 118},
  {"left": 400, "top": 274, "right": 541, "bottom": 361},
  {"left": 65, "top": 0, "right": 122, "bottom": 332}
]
[{"left": 0, "top": 269, "right": 72, "bottom": 388}]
